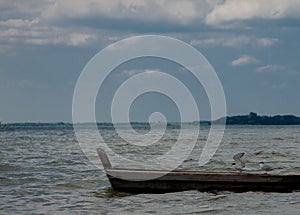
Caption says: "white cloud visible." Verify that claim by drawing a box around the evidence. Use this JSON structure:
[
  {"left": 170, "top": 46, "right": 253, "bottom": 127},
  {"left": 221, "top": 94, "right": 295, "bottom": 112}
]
[
  {"left": 121, "top": 69, "right": 141, "bottom": 77},
  {"left": 0, "top": 0, "right": 294, "bottom": 51},
  {"left": 190, "top": 36, "right": 279, "bottom": 48},
  {"left": 257, "top": 38, "right": 279, "bottom": 47},
  {"left": 256, "top": 64, "right": 286, "bottom": 73},
  {"left": 144, "top": 69, "right": 161, "bottom": 75},
  {"left": 0, "top": 28, "right": 42, "bottom": 37},
  {"left": 5, "top": 0, "right": 297, "bottom": 31},
  {"left": 121, "top": 69, "right": 161, "bottom": 77},
  {"left": 41, "top": 0, "right": 210, "bottom": 25},
  {"left": 191, "top": 36, "right": 251, "bottom": 47},
  {"left": 231, "top": 55, "right": 260, "bottom": 66},
  {"left": 0, "top": 19, "right": 39, "bottom": 28},
  {"left": 68, "top": 33, "right": 96, "bottom": 46},
  {"left": 0, "top": 16, "right": 96, "bottom": 47},
  {"left": 206, "top": 0, "right": 300, "bottom": 25},
  {"left": 23, "top": 33, "right": 95, "bottom": 46},
  {"left": 0, "top": 0, "right": 54, "bottom": 20},
  {"left": 0, "top": 1, "right": 212, "bottom": 50},
  {"left": 190, "top": 38, "right": 220, "bottom": 46},
  {"left": 10, "top": 0, "right": 299, "bottom": 30}
]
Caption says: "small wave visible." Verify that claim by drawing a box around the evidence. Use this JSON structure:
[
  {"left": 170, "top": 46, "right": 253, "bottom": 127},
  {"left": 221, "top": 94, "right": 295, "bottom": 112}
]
[
  {"left": 207, "top": 194, "right": 228, "bottom": 201},
  {"left": 289, "top": 201, "right": 300, "bottom": 205},
  {"left": 92, "top": 187, "right": 132, "bottom": 198}
]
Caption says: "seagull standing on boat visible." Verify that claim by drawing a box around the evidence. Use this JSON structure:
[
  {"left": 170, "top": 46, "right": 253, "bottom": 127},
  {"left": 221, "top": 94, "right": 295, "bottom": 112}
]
[
  {"left": 259, "top": 162, "right": 280, "bottom": 174},
  {"left": 232, "top": 151, "right": 263, "bottom": 175}
]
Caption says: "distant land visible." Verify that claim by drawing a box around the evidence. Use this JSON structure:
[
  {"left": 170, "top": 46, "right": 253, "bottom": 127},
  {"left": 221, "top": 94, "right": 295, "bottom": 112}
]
[
  {"left": 213, "top": 112, "right": 300, "bottom": 125},
  {"left": 1, "top": 112, "right": 300, "bottom": 131}
]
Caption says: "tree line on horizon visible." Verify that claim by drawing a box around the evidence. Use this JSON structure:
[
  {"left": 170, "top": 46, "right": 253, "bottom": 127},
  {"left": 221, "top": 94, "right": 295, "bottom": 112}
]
[{"left": 214, "top": 112, "right": 300, "bottom": 125}]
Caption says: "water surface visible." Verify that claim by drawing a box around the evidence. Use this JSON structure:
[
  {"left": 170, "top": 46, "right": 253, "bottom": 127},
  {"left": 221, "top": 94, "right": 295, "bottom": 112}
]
[{"left": 1, "top": 125, "right": 299, "bottom": 214}]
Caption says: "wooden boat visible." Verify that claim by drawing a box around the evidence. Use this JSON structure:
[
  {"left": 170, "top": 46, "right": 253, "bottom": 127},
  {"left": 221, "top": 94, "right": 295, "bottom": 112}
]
[{"left": 97, "top": 148, "right": 300, "bottom": 193}]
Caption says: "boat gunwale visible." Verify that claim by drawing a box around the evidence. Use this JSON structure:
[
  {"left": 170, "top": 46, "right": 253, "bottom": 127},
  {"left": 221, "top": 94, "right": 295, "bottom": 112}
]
[{"left": 105, "top": 167, "right": 300, "bottom": 177}]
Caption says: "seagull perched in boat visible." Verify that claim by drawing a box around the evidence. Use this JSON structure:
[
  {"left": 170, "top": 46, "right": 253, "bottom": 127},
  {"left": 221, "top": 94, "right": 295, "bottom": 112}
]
[
  {"left": 232, "top": 151, "right": 263, "bottom": 175},
  {"left": 259, "top": 162, "right": 281, "bottom": 174}
]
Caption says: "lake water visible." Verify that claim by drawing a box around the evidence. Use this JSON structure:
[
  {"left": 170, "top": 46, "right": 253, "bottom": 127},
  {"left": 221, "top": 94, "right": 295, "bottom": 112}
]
[{"left": 1, "top": 125, "right": 299, "bottom": 214}]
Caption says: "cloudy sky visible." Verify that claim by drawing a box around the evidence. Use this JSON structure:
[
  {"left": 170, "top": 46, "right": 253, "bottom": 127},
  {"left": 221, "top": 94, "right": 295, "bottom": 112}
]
[{"left": 1, "top": 0, "right": 300, "bottom": 122}]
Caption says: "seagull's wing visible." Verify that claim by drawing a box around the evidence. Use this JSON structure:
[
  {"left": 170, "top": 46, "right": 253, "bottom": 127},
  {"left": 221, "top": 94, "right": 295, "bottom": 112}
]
[
  {"left": 233, "top": 152, "right": 245, "bottom": 166},
  {"left": 240, "top": 150, "right": 263, "bottom": 163},
  {"left": 233, "top": 150, "right": 263, "bottom": 166}
]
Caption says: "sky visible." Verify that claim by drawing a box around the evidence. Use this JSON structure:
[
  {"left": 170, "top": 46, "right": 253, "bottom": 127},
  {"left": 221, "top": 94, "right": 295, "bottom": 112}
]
[{"left": 1, "top": 0, "right": 300, "bottom": 123}]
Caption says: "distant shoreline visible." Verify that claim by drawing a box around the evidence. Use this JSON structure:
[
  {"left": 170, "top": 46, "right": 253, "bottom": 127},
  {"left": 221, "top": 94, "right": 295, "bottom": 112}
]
[
  {"left": 213, "top": 112, "right": 300, "bottom": 125},
  {"left": 1, "top": 112, "right": 300, "bottom": 126}
]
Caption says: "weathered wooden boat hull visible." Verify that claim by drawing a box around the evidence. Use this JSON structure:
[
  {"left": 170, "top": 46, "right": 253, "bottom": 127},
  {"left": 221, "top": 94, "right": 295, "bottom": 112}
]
[
  {"left": 97, "top": 148, "right": 300, "bottom": 193},
  {"left": 106, "top": 169, "right": 300, "bottom": 193}
]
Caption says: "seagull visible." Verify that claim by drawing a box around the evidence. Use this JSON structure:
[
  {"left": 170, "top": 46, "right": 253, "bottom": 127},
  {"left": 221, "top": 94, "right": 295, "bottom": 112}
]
[
  {"left": 259, "top": 162, "right": 281, "bottom": 174},
  {"left": 232, "top": 150, "right": 263, "bottom": 175}
]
